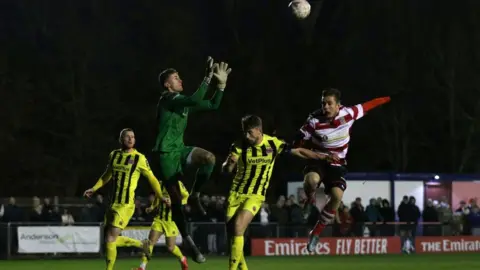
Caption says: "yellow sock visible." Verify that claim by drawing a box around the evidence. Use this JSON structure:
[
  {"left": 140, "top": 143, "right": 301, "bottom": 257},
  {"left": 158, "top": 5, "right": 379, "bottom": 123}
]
[
  {"left": 238, "top": 253, "right": 248, "bottom": 270},
  {"left": 141, "top": 244, "right": 154, "bottom": 264},
  {"left": 115, "top": 236, "right": 142, "bottom": 248},
  {"left": 171, "top": 245, "right": 184, "bottom": 260},
  {"left": 229, "top": 236, "right": 244, "bottom": 270},
  {"left": 105, "top": 242, "right": 117, "bottom": 270}
]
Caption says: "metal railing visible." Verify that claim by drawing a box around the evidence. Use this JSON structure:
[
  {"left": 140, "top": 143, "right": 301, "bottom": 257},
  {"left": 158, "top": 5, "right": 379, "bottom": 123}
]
[{"left": 0, "top": 221, "right": 461, "bottom": 259}]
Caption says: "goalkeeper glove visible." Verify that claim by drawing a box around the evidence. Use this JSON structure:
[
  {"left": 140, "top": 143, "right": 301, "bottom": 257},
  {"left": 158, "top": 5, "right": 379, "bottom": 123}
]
[{"left": 213, "top": 62, "right": 232, "bottom": 89}]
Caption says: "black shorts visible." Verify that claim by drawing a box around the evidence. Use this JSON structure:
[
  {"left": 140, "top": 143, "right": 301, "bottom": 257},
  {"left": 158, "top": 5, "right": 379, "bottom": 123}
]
[{"left": 303, "top": 161, "right": 347, "bottom": 194}]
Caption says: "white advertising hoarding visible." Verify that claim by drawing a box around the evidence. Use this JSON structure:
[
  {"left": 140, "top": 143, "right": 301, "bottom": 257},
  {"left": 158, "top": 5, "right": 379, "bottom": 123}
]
[{"left": 17, "top": 226, "right": 101, "bottom": 253}]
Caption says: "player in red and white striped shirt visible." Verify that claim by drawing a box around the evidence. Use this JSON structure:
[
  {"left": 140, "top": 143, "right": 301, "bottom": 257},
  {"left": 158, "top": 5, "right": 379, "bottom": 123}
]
[{"left": 294, "top": 88, "right": 390, "bottom": 251}]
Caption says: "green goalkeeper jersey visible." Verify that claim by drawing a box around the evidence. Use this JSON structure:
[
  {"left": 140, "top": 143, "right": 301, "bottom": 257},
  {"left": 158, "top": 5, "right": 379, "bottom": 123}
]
[{"left": 153, "top": 79, "right": 224, "bottom": 152}]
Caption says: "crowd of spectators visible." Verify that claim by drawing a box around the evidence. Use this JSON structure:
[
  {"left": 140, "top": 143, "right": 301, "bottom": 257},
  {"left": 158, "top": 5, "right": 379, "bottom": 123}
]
[{"left": 1, "top": 193, "right": 479, "bottom": 254}]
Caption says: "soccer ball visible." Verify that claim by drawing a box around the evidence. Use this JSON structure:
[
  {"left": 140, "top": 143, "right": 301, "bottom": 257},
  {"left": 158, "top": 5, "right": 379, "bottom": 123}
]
[{"left": 289, "top": 0, "right": 311, "bottom": 20}]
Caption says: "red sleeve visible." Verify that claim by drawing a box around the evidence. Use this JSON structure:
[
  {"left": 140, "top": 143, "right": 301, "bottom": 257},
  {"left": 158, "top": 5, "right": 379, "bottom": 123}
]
[{"left": 361, "top": 96, "right": 391, "bottom": 113}]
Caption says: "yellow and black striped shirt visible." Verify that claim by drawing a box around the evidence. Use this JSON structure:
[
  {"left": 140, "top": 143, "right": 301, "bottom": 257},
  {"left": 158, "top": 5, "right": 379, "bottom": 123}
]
[
  {"left": 153, "top": 181, "right": 189, "bottom": 222},
  {"left": 229, "top": 134, "right": 288, "bottom": 199},
  {"left": 107, "top": 149, "right": 153, "bottom": 206}
]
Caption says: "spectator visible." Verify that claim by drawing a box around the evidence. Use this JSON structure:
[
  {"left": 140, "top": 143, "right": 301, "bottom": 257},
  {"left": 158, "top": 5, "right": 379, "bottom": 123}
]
[
  {"left": 209, "top": 196, "right": 224, "bottom": 223},
  {"left": 207, "top": 196, "right": 218, "bottom": 219},
  {"left": 50, "top": 206, "right": 62, "bottom": 223},
  {"left": 214, "top": 198, "right": 227, "bottom": 254},
  {"left": 29, "top": 196, "right": 43, "bottom": 222},
  {"left": 375, "top": 197, "right": 383, "bottom": 212},
  {"left": 130, "top": 198, "right": 145, "bottom": 224},
  {"left": 456, "top": 200, "right": 471, "bottom": 235},
  {"left": 379, "top": 199, "right": 395, "bottom": 236},
  {"left": 397, "top": 195, "right": 410, "bottom": 237},
  {"left": 206, "top": 196, "right": 222, "bottom": 254},
  {"left": 407, "top": 196, "right": 421, "bottom": 236},
  {"left": 436, "top": 200, "right": 453, "bottom": 235},
  {"left": 288, "top": 195, "right": 305, "bottom": 236},
  {"left": 471, "top": 198, "right": 478, "bottom": 209},
  {"left": 61, "top": 208, "right": 75, "bottom": 225},
  {"left": 41, "top": 197, "right": 56, "bottom": 222},
  {"left": 2, "top": 197, "right": 23, "bottom": 222},
  {"left": 468, "top": 207, "right": 480, "bottom": 236},
  {"left": 259, "top": 202, "right": 270, "bottom": 226},
  {"left": 365, "top": 198, "right": 382, "bottom": 236},
  {"left": 198, "top": 195, "right": 210, "bottom": 220},
  {"left": 79, "top": 204, "right": 97, "bottom": 223},
  {"left": 90, "top": 194, "right": 106, "bottom": 222},
  {"left": 338, "top": 206, "right": 353, "bottom": 237},
  {"left": 422, "top": 199, "right": 439, "bottom": 236},
  {"left": 456, "top": 200, "right": 471, "bottom": 214},
  {"left": 270, "top": 196, "right": 288, "bottom": 236},
  {"left": 439, "top": 196, "right": 450, "bottom": 209},
  {"left": 350, "top": 197, "right": 365, "bottom": 236}
]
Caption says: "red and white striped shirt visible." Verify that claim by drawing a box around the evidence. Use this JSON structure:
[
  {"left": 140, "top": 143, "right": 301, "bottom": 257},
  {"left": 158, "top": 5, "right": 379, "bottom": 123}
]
[{"left": 299, "top": 104, "right": 365, "bottom": 166}]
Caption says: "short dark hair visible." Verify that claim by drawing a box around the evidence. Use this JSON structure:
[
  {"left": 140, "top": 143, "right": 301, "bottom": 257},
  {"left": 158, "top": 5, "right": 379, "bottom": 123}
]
[
  {"left": 118, "top": 128, "right": 134, "bottom": 144},
  {"left": 322, "top": 88, "right": 341, "bottom": 103},
  {"left": 158, "top": 68, "right": 177, "bottom": 89},
  {"left": 241, "top": 115, "right": 262, "bottom": 131}
]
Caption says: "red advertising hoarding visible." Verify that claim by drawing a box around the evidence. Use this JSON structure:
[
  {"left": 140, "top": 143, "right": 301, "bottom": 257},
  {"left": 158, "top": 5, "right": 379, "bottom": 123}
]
[
  {"left": 251, "top": 237, "right": 401, "bottom": 256},
  {"left": 415, "top": 236, "right": 480, "bottom": 253}
]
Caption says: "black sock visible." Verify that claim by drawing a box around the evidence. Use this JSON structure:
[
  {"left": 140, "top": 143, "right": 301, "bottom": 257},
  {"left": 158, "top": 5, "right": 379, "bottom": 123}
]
[
  {"left": 226, "top": 219, "right": 235, "bottom": 254},
  {"left": 170, "top": 203, "right": 189, "bottom": 238}
]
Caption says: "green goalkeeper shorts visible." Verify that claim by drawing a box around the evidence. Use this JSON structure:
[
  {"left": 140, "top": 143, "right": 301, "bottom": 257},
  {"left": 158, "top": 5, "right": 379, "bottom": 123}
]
[{"left": 157, "top": 146, "right": 195, "bottom": 184}]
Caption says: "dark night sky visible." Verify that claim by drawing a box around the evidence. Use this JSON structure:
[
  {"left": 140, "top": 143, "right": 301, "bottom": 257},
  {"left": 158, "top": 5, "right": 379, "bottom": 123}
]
[{"left": 2, "top": 0, "right": 480, "bottom": 197}]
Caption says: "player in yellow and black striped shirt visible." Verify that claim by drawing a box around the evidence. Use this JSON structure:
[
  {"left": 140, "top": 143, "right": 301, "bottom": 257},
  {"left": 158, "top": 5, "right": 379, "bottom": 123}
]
[
  {"left": 84, "top": 128, "right": 163, "bottom": 270},
  {"left": 134, "top": 181, "right": 189, "bottom": 270},
  {"left": 222, "top": 115, "right": 335, "bottom": 270}
]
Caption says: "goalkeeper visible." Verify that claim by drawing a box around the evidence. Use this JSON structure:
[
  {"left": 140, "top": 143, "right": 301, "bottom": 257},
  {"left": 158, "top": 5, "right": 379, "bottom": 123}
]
[{"left": 153, "top": 58, "right": 232, "bottom": 263}]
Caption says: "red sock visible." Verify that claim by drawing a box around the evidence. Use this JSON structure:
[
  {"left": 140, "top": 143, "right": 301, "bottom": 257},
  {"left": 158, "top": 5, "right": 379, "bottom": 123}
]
[{"left": 311, "top": 209, "right": 336, "bottom": 236}]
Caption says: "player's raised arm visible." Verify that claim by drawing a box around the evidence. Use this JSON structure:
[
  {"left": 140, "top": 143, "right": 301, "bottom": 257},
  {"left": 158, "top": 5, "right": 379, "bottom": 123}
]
[
  {"left": 348, "top": 96, "right": 391, "bottom": 120},
  {"left": 362, "top": 96, "right": 391, "bottom": 112},
  {"left": 158, "top": 57, "right": 216, "bottom": 108},
  {"left": 190, "top": 62, "right": 232, "bottom": 112},
  {"left": 138, "top": 155, "right": 163, "bottom": 199},
  {"left": 222, "top": 143, "right": 240, "bottom": 174},
  {"left": 84, "top": 151, "right": 116, "bottom": 198}
]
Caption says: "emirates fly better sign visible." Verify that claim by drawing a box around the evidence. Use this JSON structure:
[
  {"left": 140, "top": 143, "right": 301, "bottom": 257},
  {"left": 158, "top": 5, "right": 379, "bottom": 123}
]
[{"left": 251, "top": 237, "right": 401, "bottom": 256}]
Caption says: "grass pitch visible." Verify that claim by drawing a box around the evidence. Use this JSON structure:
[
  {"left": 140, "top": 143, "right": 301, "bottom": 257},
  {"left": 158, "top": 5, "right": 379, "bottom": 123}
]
[{"left": 0, "top": 254, "right": 478, "bottom": 270}]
